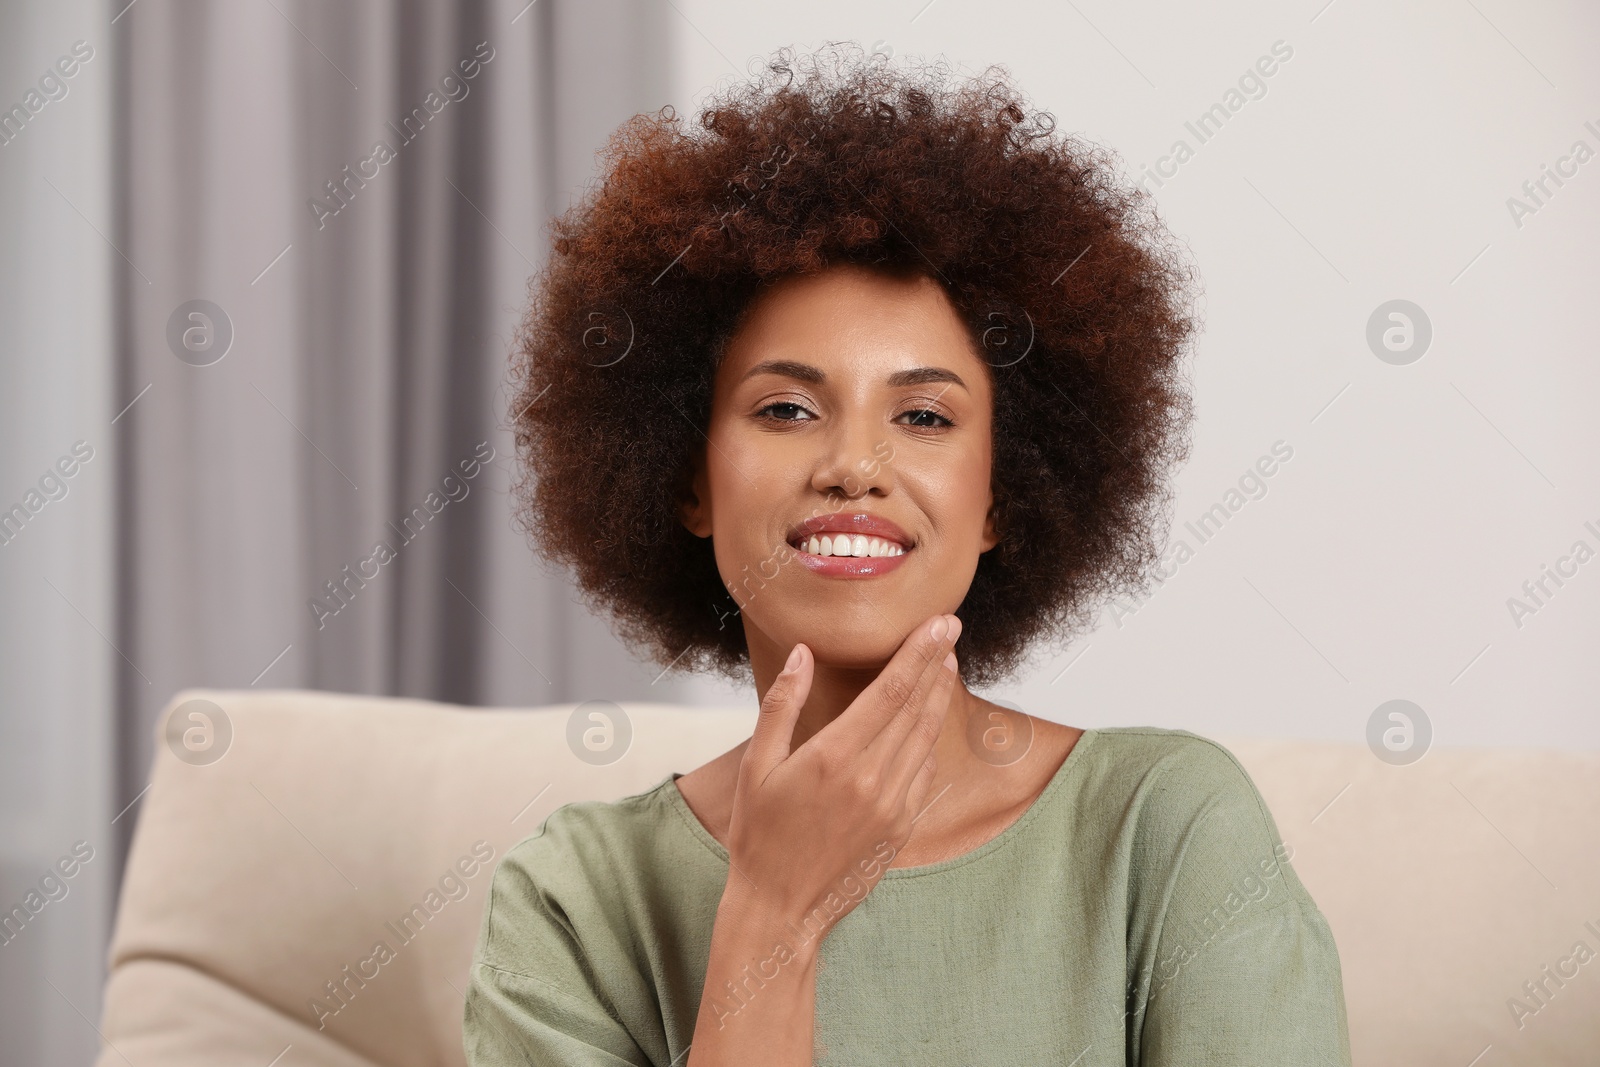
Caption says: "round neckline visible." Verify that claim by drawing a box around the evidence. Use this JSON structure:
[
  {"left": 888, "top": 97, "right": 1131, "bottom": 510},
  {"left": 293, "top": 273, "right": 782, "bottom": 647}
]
[{"left": 662, "top": 727, "right": 1098, "bottom": 879}]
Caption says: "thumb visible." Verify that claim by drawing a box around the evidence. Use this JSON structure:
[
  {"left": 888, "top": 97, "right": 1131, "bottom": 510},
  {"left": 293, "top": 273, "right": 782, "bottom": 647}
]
[{"left": 744, "top": 643, "right": 813, "bottom": 778}]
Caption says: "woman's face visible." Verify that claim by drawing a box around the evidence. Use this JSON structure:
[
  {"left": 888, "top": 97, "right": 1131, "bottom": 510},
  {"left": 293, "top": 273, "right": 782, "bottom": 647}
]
[{"left": 680, "top": 263, "right": 998, "bottom": 674}]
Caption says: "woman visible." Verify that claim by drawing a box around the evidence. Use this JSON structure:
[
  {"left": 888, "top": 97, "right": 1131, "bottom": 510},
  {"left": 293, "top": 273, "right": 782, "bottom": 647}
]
[{"left": 465, "top": 42, "right": 1351, "bottom": 1066}]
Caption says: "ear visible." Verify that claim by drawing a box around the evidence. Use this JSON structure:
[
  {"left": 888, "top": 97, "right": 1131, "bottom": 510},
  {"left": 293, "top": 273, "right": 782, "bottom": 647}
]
[
  {"left": 979, "top": 490, "right": 1001, "bottom": 553},
  {"left": 678, "top": 448, "right": 713, "bottom": 538}
]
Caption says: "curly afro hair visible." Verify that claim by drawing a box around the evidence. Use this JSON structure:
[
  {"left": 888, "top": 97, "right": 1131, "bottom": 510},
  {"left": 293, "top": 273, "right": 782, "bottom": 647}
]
[{"left": 507, "top": 41, "right": 1200, "bottom": 689}]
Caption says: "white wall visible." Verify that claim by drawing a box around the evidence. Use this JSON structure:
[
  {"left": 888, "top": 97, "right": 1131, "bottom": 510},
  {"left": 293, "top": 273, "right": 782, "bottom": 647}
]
[
  {"left": 665, "top": 0, "right": 1600, "bottom": 750},
  {"left": 0, "top": 0, "right": 116, "bottom": 1063}
]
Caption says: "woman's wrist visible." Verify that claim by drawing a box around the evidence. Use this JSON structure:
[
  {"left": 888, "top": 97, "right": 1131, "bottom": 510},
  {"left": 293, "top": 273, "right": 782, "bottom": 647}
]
[
  {"left": 714, "top": 878, "right": 823, "bottom": 969},
  {"left": 690, "top": 877, "right": 820, "bottom": 1065}
]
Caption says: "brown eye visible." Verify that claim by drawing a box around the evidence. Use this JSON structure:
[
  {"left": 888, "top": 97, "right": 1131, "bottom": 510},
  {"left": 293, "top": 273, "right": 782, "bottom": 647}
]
[
  {"left": 896, "top": 408, "right": 954, "bottom": 428},
  {"left": 756, "top": 401, "right": 815, "bottom": 422}
]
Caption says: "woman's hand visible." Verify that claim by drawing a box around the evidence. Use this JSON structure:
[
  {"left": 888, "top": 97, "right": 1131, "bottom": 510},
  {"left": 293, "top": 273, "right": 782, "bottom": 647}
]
[
  {"left": 724, "top": 612, "right": 964, "bottom": 925},
  {"left": 687, "top": 613, "right": 962, "bottom": 1067}
]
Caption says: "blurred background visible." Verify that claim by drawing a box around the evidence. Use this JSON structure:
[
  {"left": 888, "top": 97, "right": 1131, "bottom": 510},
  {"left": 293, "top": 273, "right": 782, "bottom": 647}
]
[{"left": 1, "top": 0, "right": 1596, "bottom": 1061}]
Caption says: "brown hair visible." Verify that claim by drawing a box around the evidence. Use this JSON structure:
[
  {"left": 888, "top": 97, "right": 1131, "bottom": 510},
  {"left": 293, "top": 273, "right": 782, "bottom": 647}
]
[{"left": 507, "top": 42, "right": 1200, "bottom": 688}]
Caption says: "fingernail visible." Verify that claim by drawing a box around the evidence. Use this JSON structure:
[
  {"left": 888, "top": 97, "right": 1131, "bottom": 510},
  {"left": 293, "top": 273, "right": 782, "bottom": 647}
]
[
  {"left": 930, "top": 617, "right": 948, "bottom": 641},
  {"left": 944, "top": 652, "right": 958, "bottom": 672},
  {"left": 947, "top": 615, "right": 962, "bottom": 641},
  {"left": 784, "top": 645, "right": 803, "bottom": 673}
]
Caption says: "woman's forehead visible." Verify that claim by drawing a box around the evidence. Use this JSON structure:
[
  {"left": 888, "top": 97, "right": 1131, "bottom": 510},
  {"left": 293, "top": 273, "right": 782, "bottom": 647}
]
[{"left": 719, "top": 266, "right": 986, "bottom": 383}]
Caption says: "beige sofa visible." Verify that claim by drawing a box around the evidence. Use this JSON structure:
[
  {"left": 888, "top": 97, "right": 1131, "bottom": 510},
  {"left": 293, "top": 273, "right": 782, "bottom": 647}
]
[{"left": 96, "top": 688, "right": 1600, "bottom": 1066}]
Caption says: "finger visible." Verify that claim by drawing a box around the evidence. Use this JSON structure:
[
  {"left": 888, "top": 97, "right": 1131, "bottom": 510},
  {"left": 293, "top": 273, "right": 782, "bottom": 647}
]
[
  {"left": 883, "top": 650, "right": 958, "bottom": 801},
  {"left": 742, "top": 643, "right": 813, "bottom": 780},
  {"left": 820, "top": 613, "right": 959, "bottom": 752},
  {"left": 861, "top": 616, "right": 961, "bottom": 762},
  {"left": 864, "top": 626, "right": 960, "bottom": 765}
]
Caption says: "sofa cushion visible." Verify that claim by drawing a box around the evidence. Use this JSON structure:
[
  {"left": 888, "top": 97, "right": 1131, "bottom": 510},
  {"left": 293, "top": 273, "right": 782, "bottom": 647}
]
[{"left": 97, "top": 688, "right": 1600, "bottom": 1065}]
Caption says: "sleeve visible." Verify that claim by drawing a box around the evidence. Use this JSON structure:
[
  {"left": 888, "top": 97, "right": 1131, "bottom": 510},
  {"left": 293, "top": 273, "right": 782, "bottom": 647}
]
[
  {"left": 462, "top": 836, "right": 654, "bottom": 1067},
  {"left": 1134, "top": 739, "right": 1353, "bottom": 1067}
]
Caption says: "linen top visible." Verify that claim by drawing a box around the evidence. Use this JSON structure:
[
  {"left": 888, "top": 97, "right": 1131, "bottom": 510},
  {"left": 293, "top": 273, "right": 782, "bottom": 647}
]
[{"left": 462, "top": 726, "right": 1353, "bottom": 1066}]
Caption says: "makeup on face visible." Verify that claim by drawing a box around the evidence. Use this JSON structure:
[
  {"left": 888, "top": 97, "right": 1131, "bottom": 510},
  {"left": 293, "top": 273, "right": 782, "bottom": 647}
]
[
  {"left": 785, "top": 510, "right": 914, "bottom": 578},
  {"left": 684, "top": 265, "right": 997, "bottom": 670}
]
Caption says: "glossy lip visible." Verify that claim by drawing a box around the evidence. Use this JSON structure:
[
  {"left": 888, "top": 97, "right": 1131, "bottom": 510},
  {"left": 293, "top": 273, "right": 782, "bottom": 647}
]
[
  {"left": 790, "top": 545, "right": 911, "bottom": 578},
  {"left": 785, "top": 512, "right": 914, "bottom": 579},
  {"left": 786, "top": 512, "right": 915, "bottom": 550}
]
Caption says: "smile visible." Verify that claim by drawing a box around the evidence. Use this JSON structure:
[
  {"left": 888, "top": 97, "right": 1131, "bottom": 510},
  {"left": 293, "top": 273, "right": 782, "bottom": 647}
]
[
  {"left": 792, "top": 533, "right": 905, "bottom": 558},
  {"left": 785, "top": 512, "right": 914, "bottom": 578}
]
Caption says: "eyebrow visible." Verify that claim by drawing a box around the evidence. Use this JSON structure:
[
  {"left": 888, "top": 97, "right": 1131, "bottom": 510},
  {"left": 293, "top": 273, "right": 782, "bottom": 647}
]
[{"left": 740, "top": 359, "right": 968, "bottom": 391}]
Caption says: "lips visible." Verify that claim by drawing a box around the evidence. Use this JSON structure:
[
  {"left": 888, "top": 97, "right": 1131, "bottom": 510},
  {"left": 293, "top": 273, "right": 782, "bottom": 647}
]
[
  {"left": 785, "top": 511, "right": 913, "bottom": 578},
  {"left": 786, "top": 512, "right": 915, "bottom": 552}
]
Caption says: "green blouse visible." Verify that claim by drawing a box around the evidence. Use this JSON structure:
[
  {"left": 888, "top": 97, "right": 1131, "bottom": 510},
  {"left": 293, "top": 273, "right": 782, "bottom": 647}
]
[{"left": 463, "top": 726, "right": 1353, "bottom": 1065}]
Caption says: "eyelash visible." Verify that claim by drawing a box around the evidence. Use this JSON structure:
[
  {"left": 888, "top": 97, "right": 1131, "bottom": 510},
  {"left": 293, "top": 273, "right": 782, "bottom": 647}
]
[{"left": 755, "top": 401, "right": 955, "bottom": 430}]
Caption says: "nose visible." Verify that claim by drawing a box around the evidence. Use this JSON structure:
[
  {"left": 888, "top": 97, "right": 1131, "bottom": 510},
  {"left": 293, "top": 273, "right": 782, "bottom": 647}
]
[{"left": 809, "top": 415, "right": 892, "bottom": 500}]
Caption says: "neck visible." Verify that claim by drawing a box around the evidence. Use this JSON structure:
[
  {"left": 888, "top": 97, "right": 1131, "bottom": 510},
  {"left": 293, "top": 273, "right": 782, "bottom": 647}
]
[{"left": 749, "top": 636, "right": 980, "bottom": 769}]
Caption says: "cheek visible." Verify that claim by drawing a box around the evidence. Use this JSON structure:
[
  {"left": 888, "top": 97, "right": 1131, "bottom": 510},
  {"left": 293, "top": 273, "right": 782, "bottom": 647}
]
[
  {"left": 913, "top": 448, "right": 991, "bottom": 539},
  {"left": 703, "top": 438, "right": 780, "bottom": 566}
]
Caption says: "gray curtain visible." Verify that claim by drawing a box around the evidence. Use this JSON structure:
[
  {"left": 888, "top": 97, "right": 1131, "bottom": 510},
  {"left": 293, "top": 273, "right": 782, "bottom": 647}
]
[
  {"left": 111, "top": 0, "right": 698, "bottom": 875},
  {"left": 0, "top": 3, "right": 116, "bottom": 1062}
]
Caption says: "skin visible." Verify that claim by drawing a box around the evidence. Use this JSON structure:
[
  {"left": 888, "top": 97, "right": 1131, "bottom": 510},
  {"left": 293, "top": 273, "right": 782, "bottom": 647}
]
[{"left": 677, "top": 263, "right": 1083, "bottom": 1066}]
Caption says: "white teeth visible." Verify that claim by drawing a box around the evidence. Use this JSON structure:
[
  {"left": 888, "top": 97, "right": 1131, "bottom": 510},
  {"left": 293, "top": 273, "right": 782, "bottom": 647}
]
[{"left": 796, "top": 534, "right": 907, "bottom": 557}]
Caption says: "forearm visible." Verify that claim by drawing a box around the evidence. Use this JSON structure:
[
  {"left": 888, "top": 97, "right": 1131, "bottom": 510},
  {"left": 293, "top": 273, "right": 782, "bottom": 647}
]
[{"left": 688, "top": 883, "right": 819, "bottom": 1067}]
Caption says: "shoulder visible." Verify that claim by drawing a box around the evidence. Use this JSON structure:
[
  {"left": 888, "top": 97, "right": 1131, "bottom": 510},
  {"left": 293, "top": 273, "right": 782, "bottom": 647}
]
[
  {"left": 1086, "top": 725, "right": 1269, "bottom": 812},
  {"left": 477, "top": 780, "right": 681, "bottom": 964},
  {"left": 496, "top": 779, "right": 681, "bottom": 892},
  {"left": 1086, "top": 727, "right": 1294, "bottom": 887},
  {"left": 1107, "top": 731, "right": 1350, "bottom": 1057}
]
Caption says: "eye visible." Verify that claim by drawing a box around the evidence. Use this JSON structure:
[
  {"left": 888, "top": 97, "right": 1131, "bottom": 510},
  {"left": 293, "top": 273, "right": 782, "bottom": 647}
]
[
  {"left": 755, "top": 401, "right": 816, "bottom": 423},
  {"left": 895, "top": 407, "right": 955, "bottom": 429}
]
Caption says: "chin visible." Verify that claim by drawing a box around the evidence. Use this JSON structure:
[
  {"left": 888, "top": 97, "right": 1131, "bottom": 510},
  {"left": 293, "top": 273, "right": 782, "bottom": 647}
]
[
  {"left": 809, "top": 645, "right": 900, "bottom": 672},
  {"left": 782, "top": 623, "right": 909, "bottom": 672}
]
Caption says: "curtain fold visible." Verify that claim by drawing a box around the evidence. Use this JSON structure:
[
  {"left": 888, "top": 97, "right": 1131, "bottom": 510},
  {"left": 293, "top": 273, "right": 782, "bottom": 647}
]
[{"left": 112, "top": 0, "right": 712, "bottom": 876}]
